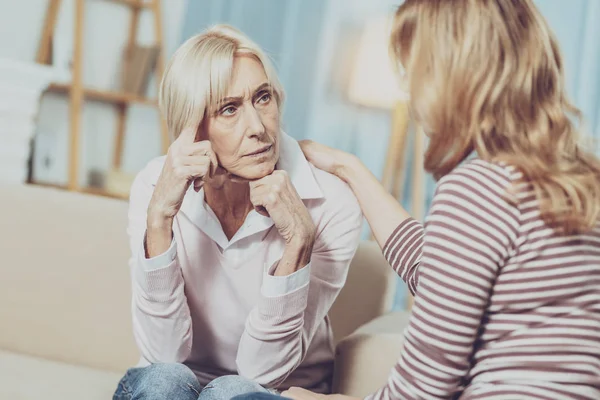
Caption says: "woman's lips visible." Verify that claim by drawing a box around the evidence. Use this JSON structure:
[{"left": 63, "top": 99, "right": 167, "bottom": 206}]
[{"left": 245, "top": 144, "right": 272, "bottom": 157}]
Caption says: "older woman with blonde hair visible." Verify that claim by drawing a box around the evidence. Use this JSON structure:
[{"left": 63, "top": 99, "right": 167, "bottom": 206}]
[
  {"left": 237, "top": 0, "right": 600, "bottom": 399},
  {"left": 112, "top": 25, "right": 362, "bottom": 400}
]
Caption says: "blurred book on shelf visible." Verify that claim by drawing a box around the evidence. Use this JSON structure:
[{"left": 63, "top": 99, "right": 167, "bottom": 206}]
[
  {"left": 121, "top": 44, "right": 160, "bottom": 96},
  {"left": 104, "top": 168, "right": 136, "bottom": 199}
]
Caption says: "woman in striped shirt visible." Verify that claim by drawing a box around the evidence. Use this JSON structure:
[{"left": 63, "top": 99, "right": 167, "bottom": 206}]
[{"left": 239, "top": 0, "right": 600, "bottom": 399}]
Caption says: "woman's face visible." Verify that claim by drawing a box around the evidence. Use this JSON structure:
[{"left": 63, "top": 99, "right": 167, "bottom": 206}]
[{"left": 201, "top": 55, "right": 280, "bottom": 180}]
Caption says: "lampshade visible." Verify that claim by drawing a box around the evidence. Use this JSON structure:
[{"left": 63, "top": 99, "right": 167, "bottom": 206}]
[{"left": 347, "top": 15, "right": 407, "bottom": 110}]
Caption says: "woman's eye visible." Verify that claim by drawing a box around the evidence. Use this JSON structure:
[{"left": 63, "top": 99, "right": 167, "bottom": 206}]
[
  {"left": 258, "top": 92, "right": 272, "bottom": 104},
  {"left": 221, "top": 106, "right": 237, "bottom": 116}
]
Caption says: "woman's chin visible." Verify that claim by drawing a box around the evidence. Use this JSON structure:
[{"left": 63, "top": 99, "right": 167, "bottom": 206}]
[{"left": 232, "top": 161, "right": 276, "bottom": 181}]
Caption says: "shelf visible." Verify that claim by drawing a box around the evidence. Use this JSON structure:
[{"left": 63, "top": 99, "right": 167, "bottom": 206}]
[
  {"left": 47, "top": 83, "right": 158, "bottom": 106},
  {"left": 82, "top": 185, "right": 129, "bottom": 200},
  {"left": 104, "top": 0, "right": 152, "bottom": 9},
  {"left": 31, "top": 182, "right": 129, "bottom": 200}
]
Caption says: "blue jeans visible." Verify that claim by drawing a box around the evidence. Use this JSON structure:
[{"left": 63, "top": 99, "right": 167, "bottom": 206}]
[
  {"left": 113, "top": 363, "right": 270, "bottom": 400},
  {"left": 232, "top": 394, "right": 283, "bottom": 400}
]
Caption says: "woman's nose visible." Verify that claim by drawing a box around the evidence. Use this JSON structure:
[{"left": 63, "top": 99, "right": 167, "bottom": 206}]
[{"left": 244, "top": 106, "right": 266, "bottom": 138}]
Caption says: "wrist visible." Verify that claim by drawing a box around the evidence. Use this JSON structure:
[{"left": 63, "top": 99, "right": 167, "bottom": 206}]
[
  {"left": 287, "top": 234, "right": 315, "bottom": 252},
  {"left": 288, "top": 238, "right": 314, "bottom": 261},
  {"left": 147, "top": 211, "right": 173, "bottom": 231},
  {"left": 336, "top": 153, "right": 361, "bottom": 183},
  {"left": 275, "top": 238, "right": 314, "bottom": 276}
]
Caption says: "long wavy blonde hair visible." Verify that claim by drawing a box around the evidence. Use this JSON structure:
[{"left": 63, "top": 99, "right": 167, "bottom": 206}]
[{"left": 391, "top": 0, "right": 600, "bottom": 234}]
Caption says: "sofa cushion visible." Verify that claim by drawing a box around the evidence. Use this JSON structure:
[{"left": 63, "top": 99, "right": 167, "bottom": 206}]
[
  {"left": 0, "top": 350, "right": 123, "bottom": 400},
  {"left": 329, "top": 240, "right": 397, "bottom": 343},
  {"left": 0, "top": 184, "right": 138, "bottom": 371},
  {"left": 332, "top": 311, "right": 410, "bottom": 397}
]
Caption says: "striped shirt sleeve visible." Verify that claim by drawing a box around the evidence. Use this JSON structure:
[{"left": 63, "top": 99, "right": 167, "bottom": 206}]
[
  {"left": 383, "top": 218, "right": 424, "bottom": 296},
  {"left": 369, "top": 164, "right": 519, "bottom": 400}
]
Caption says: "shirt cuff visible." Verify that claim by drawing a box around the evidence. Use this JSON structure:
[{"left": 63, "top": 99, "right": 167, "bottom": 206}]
[
  {"left": 139, "top": 234, "right": 177, "bottom": 271},
  {"left": 260, "top": 262, "right": 311, "bottom": 298}
]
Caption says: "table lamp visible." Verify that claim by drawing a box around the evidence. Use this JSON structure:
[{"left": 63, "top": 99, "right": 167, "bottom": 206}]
[{"left": 347, "top": 16, "right": 426, "bottom": 222}]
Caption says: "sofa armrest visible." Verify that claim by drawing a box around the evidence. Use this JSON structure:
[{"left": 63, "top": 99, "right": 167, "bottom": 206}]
[{"left": 332, "top": 311, "right": 410, "bottom": 398}]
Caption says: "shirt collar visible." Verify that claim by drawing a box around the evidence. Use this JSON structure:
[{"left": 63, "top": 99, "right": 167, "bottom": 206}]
[
  {"left": 276, "top": 131, "right": 324, "bottom": 200},
  {"left": 170, "top": 131, "right": 324, "bottom": 249}
]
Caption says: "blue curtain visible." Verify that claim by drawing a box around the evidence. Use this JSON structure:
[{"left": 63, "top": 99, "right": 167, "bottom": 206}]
[{"left": 535, "top": 0, "right": 600, "bottom": 147}]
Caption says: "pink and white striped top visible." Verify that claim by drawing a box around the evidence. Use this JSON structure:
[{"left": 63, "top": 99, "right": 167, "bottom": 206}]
[{"left": 369, "top": 159, "right": 600, "bottom": 400}]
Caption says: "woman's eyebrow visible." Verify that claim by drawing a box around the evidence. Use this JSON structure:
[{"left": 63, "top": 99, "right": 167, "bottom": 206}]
[
  {"left": 218, "top": 96, "right": 243, "bottom": 107},
  {"left": 252, "top": 82, "right": 271, "bottom": 94},
  {"left": 218, "top": 83, "right": 272, "bottom": 106}
]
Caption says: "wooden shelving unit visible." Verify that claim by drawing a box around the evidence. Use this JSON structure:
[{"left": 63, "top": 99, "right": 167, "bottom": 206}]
[
  {"left": 47, "top": 83, "right": 158, "bottom": 106},
  {"left": 33, "top": 0, "right": 169, "bottom": 197},
  {"left": 34, "top": 181, "right": 130, "bottom": 200},
  {"left": 105, "top": 0, "right": 152, "bottom": 8}
]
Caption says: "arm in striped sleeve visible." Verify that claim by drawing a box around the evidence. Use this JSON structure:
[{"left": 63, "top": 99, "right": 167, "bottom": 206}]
[
  {"left": 369, "top": 163, "right": 519, "bottom": 400},
  {"left": 382, "top": 218, "right": 424, "bottom": 296}
]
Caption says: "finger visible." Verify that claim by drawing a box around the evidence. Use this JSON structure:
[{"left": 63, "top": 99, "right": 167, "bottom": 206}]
[
  {"left": 248, "top": 175, "right": 272, "bottom": 191},
  {"left": 185, "top": 142, "right": 218, "bottom": 176},
  {"left": 209, "top": 151, "right": 218, "bottom": 177},
  {"left": 281, "top": 387, "right": 305, "bottom": 400},
  {"left": 193, "top": 178, "right": 204, "bottom": 192},
  {"left": 249, "top": 182, "right": 271, "bottom": 202},
  {"left": 188, "top": 140, "right": 213, "bottom": 156},
  {"left": 178, "top": 126, "right": 198, "bottom": 145},
  {"left": 280, "top": 389, "right": 299, "bottom": 400},
  {"left": 175, "top": 164, "right": 211, "bottom": 182},
  {"left": 255, "top": 205, "right": 269, "bottom": 217},
  {"left": 248, "top": 179, "right": 261, "bottom": 191},
  {"left": 250, "top": 189, "right": 270, "bottom": 216},
  {"left": 280, "top": 391, "right": 294, "bottom": 400},
  {"left": 249, "top": 187, "right": 268, "bottom": 210},
  {"left": 249, "top": 185, "right": 273, "bottom": 217},
  {"left": 178, "top": 155, "right": 213, "bottom": 167}
]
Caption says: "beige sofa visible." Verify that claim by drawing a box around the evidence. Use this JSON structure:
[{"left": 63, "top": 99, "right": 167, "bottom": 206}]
[{"left": 0, "top": 184, "right": 409, "bottom": 399}]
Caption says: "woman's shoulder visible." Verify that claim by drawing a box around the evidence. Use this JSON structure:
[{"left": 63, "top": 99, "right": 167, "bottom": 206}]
[
  {"left": 437, "top": 158, "right": 523, "bottom": 209},
  {"left": 306, "top": 165, "right": 363, "bottom": 231},
  {"left": 310, "top": 164, "right": 359, "bottom": 206},
  {"left": 443, "top": 158, "right": 522, "bottom": 188}
]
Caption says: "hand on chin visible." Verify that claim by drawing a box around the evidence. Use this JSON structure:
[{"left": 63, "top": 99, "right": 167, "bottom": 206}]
[{"left": 195, "top": 165, "right": 241, "bottom": 191}]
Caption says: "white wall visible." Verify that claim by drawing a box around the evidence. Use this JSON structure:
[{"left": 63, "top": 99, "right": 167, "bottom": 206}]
[{"left": 0, "top": 0, "right": 187, "bottom": 186}]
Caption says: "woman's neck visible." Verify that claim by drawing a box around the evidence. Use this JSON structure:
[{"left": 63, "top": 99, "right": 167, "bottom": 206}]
[{"left": 204, "top": 180, "right": 253, "bottom": 241}]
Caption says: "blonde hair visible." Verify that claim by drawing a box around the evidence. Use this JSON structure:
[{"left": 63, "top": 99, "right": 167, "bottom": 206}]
[
  {"left": 159, "top": 24, "right": 285, "bottom": 141},
  {"left": 391, "top": 0, "right": 600, "bottom": 234}
]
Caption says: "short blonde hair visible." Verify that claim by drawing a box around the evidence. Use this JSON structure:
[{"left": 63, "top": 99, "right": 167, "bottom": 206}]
[
  {"left": 391, "top": 0, "right": 600, "bottom": 234},
  {"left": 159, "top": 24, "right": 285, "bottom": 140}
]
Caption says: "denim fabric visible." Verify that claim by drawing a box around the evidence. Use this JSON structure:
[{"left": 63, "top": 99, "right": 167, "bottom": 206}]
[
  {"left": 113, "top": 363, "right": 269, "bottom": 400},
  {"left": 198, "top": 375, "right": 269, "bottom": 400},
  {"left": 232, "top": 393, "right": 283, "bottom": 400},
  {"left": 113, "top": 363, "right": 200, "bottom": 400}
]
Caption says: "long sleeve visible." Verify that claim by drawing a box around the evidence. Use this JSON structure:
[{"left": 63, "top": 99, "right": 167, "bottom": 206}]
[
  {"left": 383, "top": 218, "right": 424, "bottom": 296},
  {"left": 127, "top": 169, "right": 193, "bottom": 364},
  {"left": 369, "top": 163, "right": 519, "bottom": 400},
  {"left": 236, "top": 186, "right": 363, "bottom": 388}
]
